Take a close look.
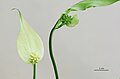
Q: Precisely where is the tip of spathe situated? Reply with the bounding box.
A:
[11,8,20,11]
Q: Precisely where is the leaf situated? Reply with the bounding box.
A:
[13,8,44,64]
[71,0,119,11]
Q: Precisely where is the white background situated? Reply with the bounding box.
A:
[0,0,120,79]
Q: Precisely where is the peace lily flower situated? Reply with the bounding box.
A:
[13,8,44,64]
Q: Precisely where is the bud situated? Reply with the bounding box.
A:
[66,15,79,27]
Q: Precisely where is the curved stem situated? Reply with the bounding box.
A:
[33,64,36,79]
[49,14,65,79]
[49,26,59,79]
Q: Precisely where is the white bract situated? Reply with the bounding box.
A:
[15,9,44,64]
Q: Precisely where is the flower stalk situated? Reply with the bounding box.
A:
[49,20,61,79]
[49,27,58,79]
[33,64,36,79]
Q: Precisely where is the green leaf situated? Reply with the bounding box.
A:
[13,8,44,64]
[71,0,119,11]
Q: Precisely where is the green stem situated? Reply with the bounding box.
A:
[33,64,36,79]
[49,18,63,79]
[49,14,65,79]
[49,27,59,79]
